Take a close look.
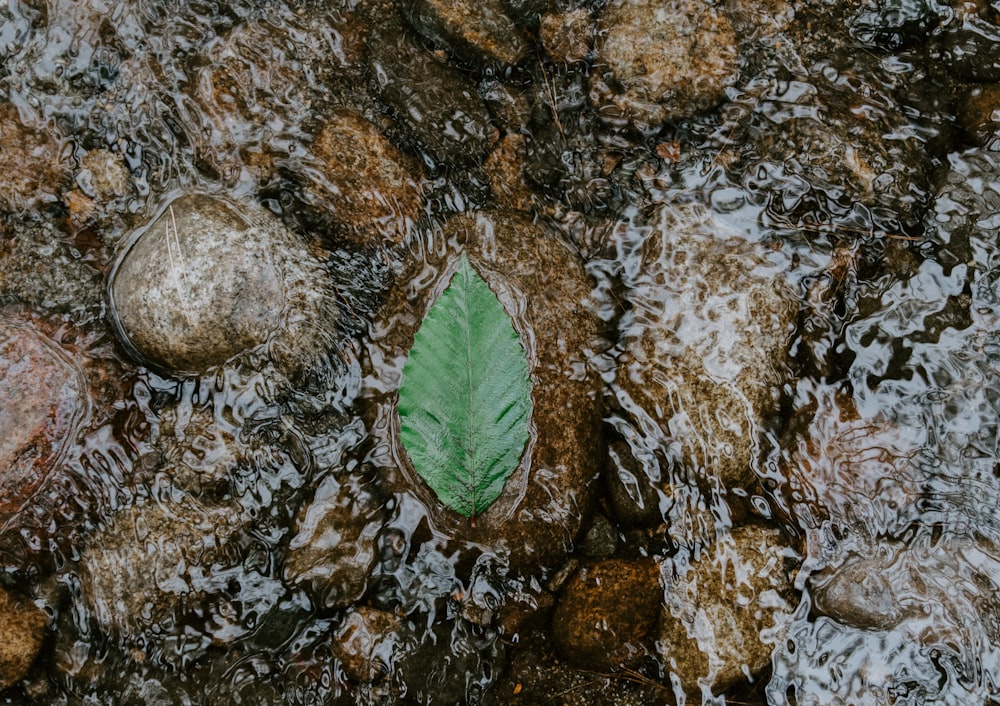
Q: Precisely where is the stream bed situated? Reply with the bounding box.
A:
[2,0,1000,704]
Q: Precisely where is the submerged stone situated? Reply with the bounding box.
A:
[552,558,662,672]
[399,0,528,67]
[283,472,385,610]
[589,0,739,133]
[613,203,796,543]
[78,499,283,649]
[292,109,424,248]
[658,524,797,696]
[0,310,141,570]
[0,587,46,691]
[0,102,70,216]
[368,26,497,166]
[0,317,89,521]
[109,193,338,377]
[365,210,604,581]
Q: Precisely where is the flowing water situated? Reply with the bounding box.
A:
[3,0,1000,703]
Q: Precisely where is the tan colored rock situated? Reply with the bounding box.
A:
[331,606,413,683]
[109,193,338,376]
[589,0,739,132]
[0,587,46,691]
[552,559,662,671]
[302,110,424,247]
[365,210,604,579]
[283,472,385,610]
[485,134,536,213]
[658,524,797,696]
[399,0,528,66]
[614,203,797,494]
[0,102,70,214]
[540,9,594,64]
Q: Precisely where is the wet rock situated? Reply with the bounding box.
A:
[0,221,105,322]
[552,558,661,672]
[773,383,925,542]
[658,524,797,696]
[0,317,89,521]
[331,606,413,683]
[957,83,1000,147]
[746,74,933,234]
[943,3,1000,82]
[78,499,283,649]
[773,534,1000,703]
[368,27,497,166]
[0,102,71,215]
[484,134,537,213]
[613,202,797,497]
[540,9,594,64]
[810,551,915,630]
[0,310,141,569]
[399,0,528,67]
[109,193,338,377]
[291,109,424,248]
[0,587,46,691]
[478,77,533,135]
[365,210,604,581]
[605,441,663,528]
[394,618,501,705]
[578,513,619,559]
[283,472,385,610]
[76,150,132,204]
[589,0,739,133]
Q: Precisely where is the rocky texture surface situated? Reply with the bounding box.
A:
[399,0,528,67]
[958,83,1000,148]
[773,383,925,544]
[552,558,662,672]
[109,193,338,376]
[0,102,71,215]
[290,109,424,248]
[0,310,141,570]
[365,210,604,581]
[540,9,594,64]
[330,606,413,684]
[612,203,796,548]
[283,471,385,610]
[658,524,797,697]
[78,499,283,649]
[589,0,739,133]
[0,587,46,691]
[367,25,496,166]
[0,316,90,521]
[482,630,669,706]
[0,221,105,323]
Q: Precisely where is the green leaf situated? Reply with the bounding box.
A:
[398,253,533,517]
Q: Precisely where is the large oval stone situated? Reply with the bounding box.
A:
[0,317,89,518]
[109,193,336,376]
[364,210,604,581]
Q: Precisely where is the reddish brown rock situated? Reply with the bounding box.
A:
[0,587,46,691]
[0,317,89,517]
[552,559,662,671]
[0,310,143,569]
[540,9,594,64]
[297,110,425,248]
